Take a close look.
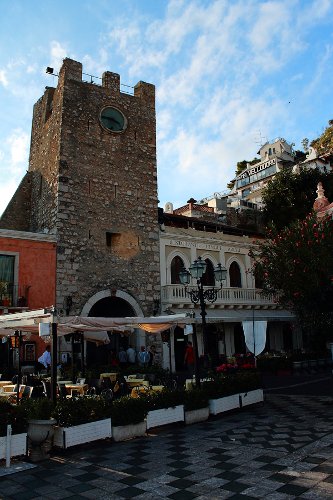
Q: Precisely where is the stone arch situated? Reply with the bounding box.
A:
[225,257,245,288]
[81,289,144,317]
[170,255,185,284]
[166,250,190,285]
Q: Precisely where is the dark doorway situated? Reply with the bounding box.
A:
[234,323,246,354]
[229,262,242,288]
[205,325,219,366]
[174,326,186,371]
[171,256,184,284]
[283,323,293,351]
[86,296,135,366]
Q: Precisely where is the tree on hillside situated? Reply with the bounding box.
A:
[262,168,333,231]
[251,213,333,351]
[311,120,333,155]
[227,158,260,190]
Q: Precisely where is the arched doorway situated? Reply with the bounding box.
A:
[201,259,215,286]
[86,295,136,366]
[171,256,184,284]
[229,262,242,287]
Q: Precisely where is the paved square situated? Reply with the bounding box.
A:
[1,394,333,499]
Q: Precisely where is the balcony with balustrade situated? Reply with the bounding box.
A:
[161,284,280,311]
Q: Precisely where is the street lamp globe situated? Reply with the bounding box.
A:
[189,256,206,279]
[179,267,191,285]
[214,263,227,283]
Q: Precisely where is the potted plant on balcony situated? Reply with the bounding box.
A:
[21,398,56,462]
[184,387,209,425]
[111,396,148,441]
[0,281,7,306]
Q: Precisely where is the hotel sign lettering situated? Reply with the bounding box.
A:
[167,239,222,251]
[238,158,276,180]
[166,240,246,254]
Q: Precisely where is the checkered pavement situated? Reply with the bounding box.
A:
[1,394,333,499]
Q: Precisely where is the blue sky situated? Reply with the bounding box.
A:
[0,0,333,216]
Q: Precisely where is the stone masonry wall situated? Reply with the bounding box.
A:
[29,58,160,317]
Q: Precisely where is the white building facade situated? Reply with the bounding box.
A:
[159,217,300,372]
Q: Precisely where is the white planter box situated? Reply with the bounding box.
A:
[147,405,184,429]
[209,394,240,415]
[112,421,146,442]
[240,389,264,407]
[0,433,27,459]
[185,407,209,425]
[53,419,111,449]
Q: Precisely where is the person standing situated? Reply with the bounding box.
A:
[127,345,136,365]
[184,341,195,375]
[37,345,51,373]
[138,346,150,367]
[118,346,128,369]
[148,345,156,367]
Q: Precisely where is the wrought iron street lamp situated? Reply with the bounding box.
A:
[179,257,227,384]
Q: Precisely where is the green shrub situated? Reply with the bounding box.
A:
[0,400,27,436]
[111,396,148,426]
[53,396,111,427]
[144,389,185,411]
[184,388,209,411]
[202,371,261,399]
[20,398,55,421]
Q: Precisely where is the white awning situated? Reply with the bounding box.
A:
[0,309,194,341]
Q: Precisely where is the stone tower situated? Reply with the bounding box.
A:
[28,58,160,318]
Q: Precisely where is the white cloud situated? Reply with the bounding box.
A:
[50,40,68,71]
[0,69,8,87]
[0,130,29,215]
[6,129,29,168]
[304,44,333,96]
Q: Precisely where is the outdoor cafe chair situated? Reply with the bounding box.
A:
[21,386,33,400]
[58,383,71,399]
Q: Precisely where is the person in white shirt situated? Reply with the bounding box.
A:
[38,345,51,372]
[126,345,136,365]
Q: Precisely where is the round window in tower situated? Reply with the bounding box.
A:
[100,106,127,133]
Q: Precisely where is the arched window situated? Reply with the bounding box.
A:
[201,259,215,286]
[171,256,184,284]
[229,261,242,288]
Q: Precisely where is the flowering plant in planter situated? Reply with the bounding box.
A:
[203,371,261,399]
[0,400,27,436]
[183,388,209,411]
[110,396,148,426]
[144,389,185,411]
[53,396,111,427]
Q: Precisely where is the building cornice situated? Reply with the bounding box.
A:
[0,228,57,243]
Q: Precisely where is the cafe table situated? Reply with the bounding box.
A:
[0,381,12,388]
[2,385,16,393]
[185,378,213,390]
[130,384,164,398]
[99,373,117,382]
[124,377,147,388]
[0,391,17,402]
[65,383,88,396]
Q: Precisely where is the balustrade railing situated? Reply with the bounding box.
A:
[161,285,277,307]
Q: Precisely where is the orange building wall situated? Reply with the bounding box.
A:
[0,236,57,360]
[0,237,56,309]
